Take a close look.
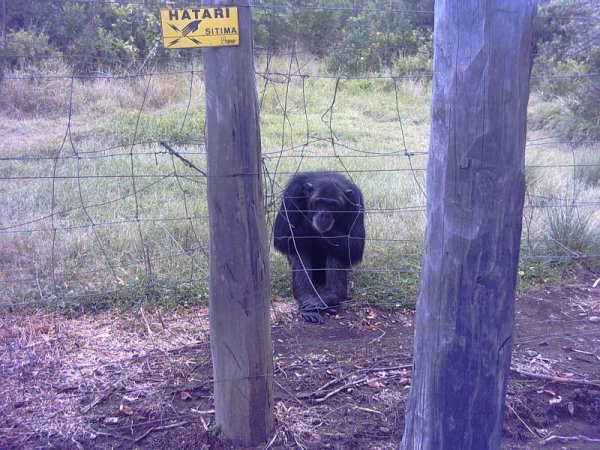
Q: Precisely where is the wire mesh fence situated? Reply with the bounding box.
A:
[1,1,598,313]
[1,1,599,448]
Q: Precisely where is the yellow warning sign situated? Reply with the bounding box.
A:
[160,7,239,49]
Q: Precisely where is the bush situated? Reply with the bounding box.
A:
[392,42,432,78]
[533,0,600,139]
[528,96,599,141]
[545,205,597,257]
[326,12,416,75]
[1,30,62,73]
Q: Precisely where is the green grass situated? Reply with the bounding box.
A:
[516,259,566,294]
[102,108,205,144]
[1,58,599,312]
[546,204,598,257]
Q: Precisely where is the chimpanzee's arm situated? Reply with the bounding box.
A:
[319,255,349,307]
[288,252,330,323]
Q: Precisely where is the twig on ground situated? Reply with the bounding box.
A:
[94,421,189,443]
[511,367,600,388]
[301,364,412,400]
[368,329,386,345]
[562,346,595,357]
[94,430,127,440]
[190,408,215,415]
[139,305,156,339]
[542,434,600,445]
[266,429,281,449]
[315,377,369,403]
[199,416,210,431]
[133,421,188,443]
[274,379,305,405]
[352,405,387,419]
[81,387,118,414]
[313,368,412,403]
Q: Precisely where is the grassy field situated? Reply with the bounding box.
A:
[1,58,599,312]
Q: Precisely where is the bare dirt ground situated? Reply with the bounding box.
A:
[1,275,599,449]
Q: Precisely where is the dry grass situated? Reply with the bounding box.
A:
[0,302,304,448]
[0,307,211,447]
[0,67,197,119]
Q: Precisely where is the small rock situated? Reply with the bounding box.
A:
[588,316,600,323]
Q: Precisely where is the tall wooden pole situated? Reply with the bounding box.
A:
[401,1,536,448]
[202,0,273,444]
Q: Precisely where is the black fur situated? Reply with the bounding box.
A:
[273,171,365,323]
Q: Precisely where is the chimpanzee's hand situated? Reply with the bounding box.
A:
[298,296,327,324]
[301,310,324,324]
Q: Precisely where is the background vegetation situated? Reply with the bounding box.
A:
[2,0,597,138]
[0,0,598,313]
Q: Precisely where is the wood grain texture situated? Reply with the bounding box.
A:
[401,1,536,449]
[202,0,273,444]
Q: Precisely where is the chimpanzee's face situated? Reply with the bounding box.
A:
[303,182,346,234]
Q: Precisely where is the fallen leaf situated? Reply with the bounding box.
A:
[103,417,120,424]
[119,404,133,416]
[367,380,381,389]
[180,391,193,401]
[549,396,562,405]
[567,402,574,415]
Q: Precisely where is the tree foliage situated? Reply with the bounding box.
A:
[2,0,166,73]
[2,0,433,75]
[534,0,599,138]
[0,0,596,140]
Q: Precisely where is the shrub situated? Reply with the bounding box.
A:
[575,149,600,187]
[545,205,597,257]
[533,0,600,140]
[392,42,432,78]
[1,30,62,73]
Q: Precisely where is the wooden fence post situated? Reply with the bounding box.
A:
[202,0,273,444]
[401,1,536,449]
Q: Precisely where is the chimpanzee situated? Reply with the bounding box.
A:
[273,171,366,323]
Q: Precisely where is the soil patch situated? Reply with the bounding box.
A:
[1,280,599,449]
